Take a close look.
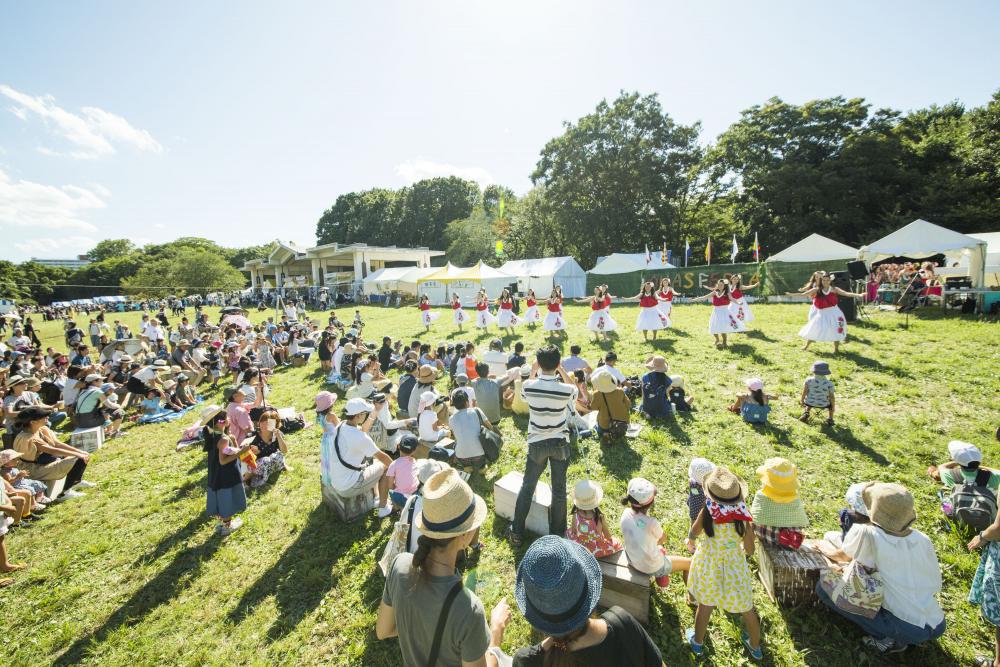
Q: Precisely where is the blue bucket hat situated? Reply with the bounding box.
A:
[811,360,831,375]
[515,535,602,636]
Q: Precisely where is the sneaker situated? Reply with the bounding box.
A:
[59,489,86,500]
[799,411,810,423]
[507,526,523,548]
[73,480,97,489]
[685,628,704,656]
[219,517,244,536]
[377,505,393,519]
[741,630,763,661]
[862,636,906,654]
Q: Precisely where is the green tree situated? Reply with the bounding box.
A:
[122,248,245,298]
[229,242,278,270]
[394,177,481,248]
[445,209,498,265]
[531,91,702,267]
[316,188,399,246]
[87,239,136,262]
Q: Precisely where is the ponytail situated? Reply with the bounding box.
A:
[411,534,456,587]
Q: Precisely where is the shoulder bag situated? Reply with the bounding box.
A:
[333,425,364,472]
[427,581,464,667]
[379,496,419,576]
[597,392,628,438]
[818,529,884,618]
[475,408,502,463]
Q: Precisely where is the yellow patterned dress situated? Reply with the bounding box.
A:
[687,522,754,613]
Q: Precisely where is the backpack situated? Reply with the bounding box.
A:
[950,468,998,532]
[741,402,771,424]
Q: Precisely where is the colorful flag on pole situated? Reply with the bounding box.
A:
[497,194,505,221]
[685,238,691,267]
[705,237,712,265]
[645,244,651,264]
[752,232,760,262]
[662,240,668,264]
[666,249,672,265]
[730,234,739,263]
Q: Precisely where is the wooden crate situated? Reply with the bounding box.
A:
[757,539,831,606]
[597,550,650,625]
[493,470,553,536]
[71,426,105,454]
[321,483,376,522]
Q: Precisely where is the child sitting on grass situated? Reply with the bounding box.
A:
[386,435,420,508]
[730,378,775,423]
[669,375,695,412]
[565,479,622,558]
[174,374,197,407]
[620,477,691,588]
[800,361,835,425]
[0,450,50,510]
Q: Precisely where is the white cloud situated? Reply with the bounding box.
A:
[0,84,163,158]
[13,235,97,257]
[395,159,494,187]
[0,168,105,236]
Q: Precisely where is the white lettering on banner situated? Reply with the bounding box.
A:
[698,273,709,289]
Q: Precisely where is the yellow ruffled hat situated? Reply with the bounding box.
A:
[756,457,800,502]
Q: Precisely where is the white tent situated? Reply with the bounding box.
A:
[589,252,676,275]
[499,256,587,298]
[766,233,858,263]
[415,262,517,305]
[967,233,1000,288]
[363,266,437,296]
[859,219,988,288]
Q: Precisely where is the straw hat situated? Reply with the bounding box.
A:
[26,377,42,389]
[5,375,26,389]
[862,482,916,534]
[626,477,656,506]
[84,373,104,384]
[591,370,618,394]
[948,440,982,467]
[703,466,748,504]
[200,404,226,424]
[669,375,684,390]
[645,355,668,373]
[162,379,177,391]
[572,480,604,511]
[756,458,800,502]
[416,364,438,384]
[414,467,487,539]
[314,391,338,413]
[152,359,168,367]
[688,457,716,485]
[0,450,23,466]
[515,535,602,636]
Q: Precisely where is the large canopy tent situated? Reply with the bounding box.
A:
[416,262,516,305]
[766,233,858,263]
[967,232,1000,288]
[498,256,587,298]
[362,266,437,296]
[858,219,988,288]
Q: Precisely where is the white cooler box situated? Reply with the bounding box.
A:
[494,470,556,536]
[71,426,105,454]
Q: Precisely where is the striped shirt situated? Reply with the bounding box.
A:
[520,374,577,444]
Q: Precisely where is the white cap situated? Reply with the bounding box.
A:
[627,477,656,506]
[415,459,449,484]
[344,397,374,416]
[948,440,982,467]
[360,372,373,384]
[688,457,716,485]
[418,390,439,412]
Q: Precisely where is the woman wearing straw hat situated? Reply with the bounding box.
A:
[590,370,631,442]
[640,355,672,418]
[815,482,945,655]
[510,534,663,666]
[377,467,511,667]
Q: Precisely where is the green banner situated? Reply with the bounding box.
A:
[586,260,853,297]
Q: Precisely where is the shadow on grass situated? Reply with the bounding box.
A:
[838,349,913,379]
[649,338,676,353]
[745,329,775,342]
[657,416,692,448]
[753,421,794,448]
[599,439,644,478]
[650,588,696,667]
[132,510,213,566]
[54,523,223,666]
[727,343,773,367]
[825,423,889,466]
[166,472,208,504]
[226,504,386,642]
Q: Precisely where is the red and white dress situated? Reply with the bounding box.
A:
[708,292,745,334]
[636,295,669,331]
[728,288,755,324]
[543,298,565,331]
[798,289,846,342]
[420,302,439,327]
[497,300,520,328]
[452,299,466,325]
[656,290,674,321]
[523,297,541,324]
[586,295,617,333]
[475,299,496,328]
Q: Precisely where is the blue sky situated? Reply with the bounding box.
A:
[1,1,997,262]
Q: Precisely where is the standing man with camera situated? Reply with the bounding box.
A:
[508,344,577,546]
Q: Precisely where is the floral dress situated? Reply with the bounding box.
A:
[970,541,1000,627]
[256,341,277,370]
[565,512,622,558]
[687,521,754,613]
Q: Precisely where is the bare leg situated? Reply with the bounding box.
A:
[802,339,812,351]
[694,604,714,644]
[721,334,728,347]
[668,555,691,572]
[993,626,1000,667]
[741,609,762,650]
[377,475,390,507]
[834,341,840,353]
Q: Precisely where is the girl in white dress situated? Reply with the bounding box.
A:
[727,274,759,326]
[495,288,520,335]
[624,281,670,341]
[418,294,439,332]
[785,271,825,321]
[542,286,567,339]
[656,277,682,322]
[451,293,466,331]
[798,273,864,353]
[474,290,496,330]
[691,279,745,348]
[522,289,541,327]
[575,285,617,341]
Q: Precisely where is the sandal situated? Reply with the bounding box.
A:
[0,577,13,588]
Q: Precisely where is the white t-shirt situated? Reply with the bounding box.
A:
[132,367,159,383]
[327,424,379,492]
[482,350,507,379]
[418,410,443,442]
[332,347,345,374]
[596,365,625,385]
[844,524,944,628]
[620,508,664,575]
[62,381,81,407]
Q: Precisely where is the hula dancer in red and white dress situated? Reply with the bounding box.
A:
[798,273,864,353]
[727,274,759,325]
[418,294,439,332]
[542,286,567,338]
[474,290,496,330]
[656,277,681,322]
[624,281,670,341]
[496,288,520,335]
[522,289,541,327]
[691,279,745,348]
[575,285,617,341]
[785,271,825,320]
[451,293,466,331]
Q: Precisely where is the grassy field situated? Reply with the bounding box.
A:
[2,301,998,666]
